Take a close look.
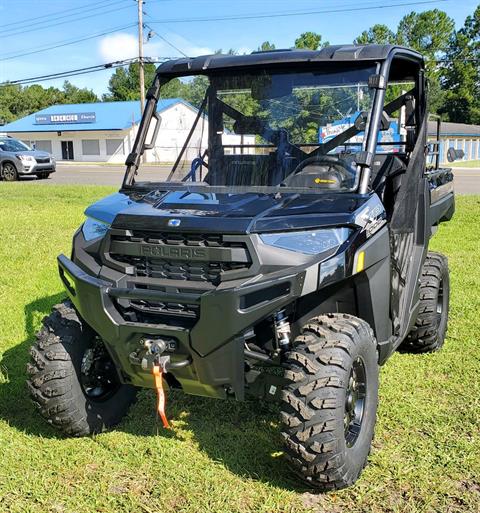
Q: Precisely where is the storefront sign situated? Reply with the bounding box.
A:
[34,112,96,125]
[319,111,401,151]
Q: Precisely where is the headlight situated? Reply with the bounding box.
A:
[260,228,351,255]
[17,155,36,163]
[82,217,110,241]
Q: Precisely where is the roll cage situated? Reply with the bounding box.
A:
[122,45,426,195]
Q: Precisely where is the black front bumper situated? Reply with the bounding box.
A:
[58,253,304,399]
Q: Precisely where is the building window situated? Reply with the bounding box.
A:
[82,139,100,155]
[35,140,53,153]
[106,139,124,156]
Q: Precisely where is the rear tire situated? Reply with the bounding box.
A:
[402,252,450,353]
[281,313,378,491]
[2,162,18,181]
[27,301,137,436]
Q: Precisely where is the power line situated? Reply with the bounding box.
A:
[0,0,122,30]
[147,0,450,24]
[0,58,173,87]
[0,0,131,35]
[0,24,137,62]
[0,1,135,38]
[144,23,189,58]
[0,61,136,87]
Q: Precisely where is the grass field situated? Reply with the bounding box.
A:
[450,160,480,168]
[0,184,479,513]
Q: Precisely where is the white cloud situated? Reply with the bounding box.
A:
[99,33,138,62]
[145,33,213,59]
[98,31,214,63]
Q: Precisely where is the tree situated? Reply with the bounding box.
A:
[21,85,64,115]
[0,84,24,124]
[183,76,209,107]
[160,77,189,100]
[258,41,276,51]
[212,48,237,55]
[396,9,455,59]
[396,9,455,114]
[354,9,457,115]
[354,24,396,45]
[294,32,327,51]
[0,80,97,124]
[103,62,158,101]
[439,5,480,124]
[61,81,98,104]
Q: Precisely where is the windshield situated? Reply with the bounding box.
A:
[0,138,31,152]
[132,65,378,193]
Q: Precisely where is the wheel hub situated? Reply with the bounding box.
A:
[344,357,367,447]
[80,338,120,400]
[3,165,15,180]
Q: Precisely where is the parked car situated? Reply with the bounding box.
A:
[0,136,56,180]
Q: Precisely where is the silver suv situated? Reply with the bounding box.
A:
[0,136,56,181]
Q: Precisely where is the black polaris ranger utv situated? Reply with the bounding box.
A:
[28,45,457,490]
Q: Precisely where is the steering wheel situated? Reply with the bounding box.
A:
[282,155,356,189]
[292,155,355,176]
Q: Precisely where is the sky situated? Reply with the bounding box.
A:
[0,0,478,97]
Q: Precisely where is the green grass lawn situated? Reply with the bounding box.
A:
[0,184,479,513]
[450,160,480,168]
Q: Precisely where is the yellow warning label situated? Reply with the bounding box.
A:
[314,178,336,184]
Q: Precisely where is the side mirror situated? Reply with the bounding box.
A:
[447,147,464,162]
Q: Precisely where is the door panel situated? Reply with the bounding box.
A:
[61,141,74,160]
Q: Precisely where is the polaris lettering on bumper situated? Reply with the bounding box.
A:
[141,245,207,259]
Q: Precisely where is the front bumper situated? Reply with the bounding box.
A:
[18,161,56,175]
[58,253,305,399]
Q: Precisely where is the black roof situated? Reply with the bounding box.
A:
[156,45,424,76]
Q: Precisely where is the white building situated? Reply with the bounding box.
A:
[2,99,214,164]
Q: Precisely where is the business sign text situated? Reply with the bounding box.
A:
[34,112,96,125]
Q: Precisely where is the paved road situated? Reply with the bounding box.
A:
[15,164,480,194]
[452,168,480,195]
[18,164,170,186]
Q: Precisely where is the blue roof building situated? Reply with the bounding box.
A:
[1,99,202,163]
[2,99,184,133]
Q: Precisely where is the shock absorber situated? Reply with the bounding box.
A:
[274,310,291,351]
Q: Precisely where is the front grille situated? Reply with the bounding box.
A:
[109,231,251,285]
[129,299,199,318]
[113,231,241,248]
[113,255,247,284]
[112,295,199,326]
[35,157,50,164]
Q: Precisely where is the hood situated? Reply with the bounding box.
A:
[17,150,51,158]
[85,190,374,233]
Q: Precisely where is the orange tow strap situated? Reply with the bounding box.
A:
[152,365,170,428]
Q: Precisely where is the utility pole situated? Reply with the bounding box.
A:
[137,0,145,115]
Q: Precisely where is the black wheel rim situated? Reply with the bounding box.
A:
[3,164,16,180]
[80,337,120,401]
[344,357,367,448]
